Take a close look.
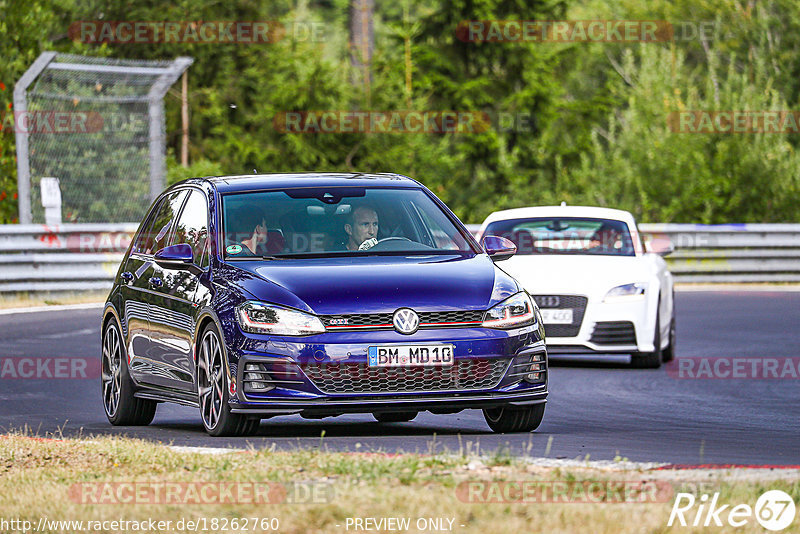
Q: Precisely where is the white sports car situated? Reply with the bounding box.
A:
[477,206,675,368]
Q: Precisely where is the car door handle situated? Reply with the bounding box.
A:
[120,271,134,283]
[149,277,163,288]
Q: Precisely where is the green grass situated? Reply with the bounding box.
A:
[0,434,797,533]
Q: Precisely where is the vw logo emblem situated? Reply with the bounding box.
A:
[393,308,419,335]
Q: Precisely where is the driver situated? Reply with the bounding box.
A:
[344,205,379,250]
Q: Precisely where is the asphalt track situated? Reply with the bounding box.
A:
[1,291,798,465]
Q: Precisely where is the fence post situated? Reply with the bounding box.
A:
[13,52,57,224]
[147,57,194,202]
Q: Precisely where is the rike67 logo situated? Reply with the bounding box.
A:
[668,490,796,531]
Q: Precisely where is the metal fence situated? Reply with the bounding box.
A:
[0,223,798,293]
[14,53,192,224]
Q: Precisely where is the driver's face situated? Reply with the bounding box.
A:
[349,208,379,245]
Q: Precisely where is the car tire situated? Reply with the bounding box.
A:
[102,319,157,426]
[662,314,676,362]
[373,411,418,423]
[483,404,545,433]
[631,298,662,369]
[197,323,259,437]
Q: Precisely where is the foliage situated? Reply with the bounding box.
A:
[0,0,799,223]
[166,156,224,186]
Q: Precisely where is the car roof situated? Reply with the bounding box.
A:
[193,172,419,193]
[480,205,637,227]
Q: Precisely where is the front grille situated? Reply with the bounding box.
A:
[532,295,588,337]
[589,321,637,345]
[301,358,509,394]
[420,310,484,324]
[320,310,484,330]
[321,313,393,328]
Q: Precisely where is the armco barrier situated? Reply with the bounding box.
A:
[639,223,800,283]
[468,223,800,284]
[0,222,798,293]
[0,224,136,293]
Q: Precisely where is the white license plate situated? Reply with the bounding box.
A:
[540,309,574,324]
[368,345,454,367]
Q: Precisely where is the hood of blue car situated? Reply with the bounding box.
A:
[222,254,519,315]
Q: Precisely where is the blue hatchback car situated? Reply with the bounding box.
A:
[101,173,548,436]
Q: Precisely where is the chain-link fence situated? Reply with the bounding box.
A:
[14,53,192,223]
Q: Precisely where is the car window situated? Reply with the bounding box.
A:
[131,198,164,255]
[484,217,636,257]
[222,187,474,258]
[413,201,467,250]
[133,190,188,255]
[171,190,210,268]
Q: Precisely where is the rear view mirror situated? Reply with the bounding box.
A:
[482,235,517,261]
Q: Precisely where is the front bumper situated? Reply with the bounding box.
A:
[225,325,548,416]
[229,388,547,416]
[540,294,653,353]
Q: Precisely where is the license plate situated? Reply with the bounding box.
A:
[540,308,574,324]
[368,345,454,367]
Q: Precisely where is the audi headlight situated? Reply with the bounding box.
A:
[483,292,537,329]
[604,283,647,302]
[236,301,325,336]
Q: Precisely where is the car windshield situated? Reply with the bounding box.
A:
[483,217,636,257]
[222,186,474,258]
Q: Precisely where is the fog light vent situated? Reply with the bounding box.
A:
[243,362,276,393]
[509,351,547,384]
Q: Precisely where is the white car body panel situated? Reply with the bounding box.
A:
[478,206,674,354]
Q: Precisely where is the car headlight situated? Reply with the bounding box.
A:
[482,292,537,329]
[236,301,325,336]
[604,283,647,302]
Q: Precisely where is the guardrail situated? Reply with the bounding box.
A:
[0,222,798,293]
[0,224,136,293]
[469,223,800,284]
[639,223,800,283]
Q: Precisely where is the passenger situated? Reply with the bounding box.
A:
[231,209,268,255]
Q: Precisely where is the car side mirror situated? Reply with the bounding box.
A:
[482,235,516,262]
[645,238,675,257]
[154,244,202,274]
